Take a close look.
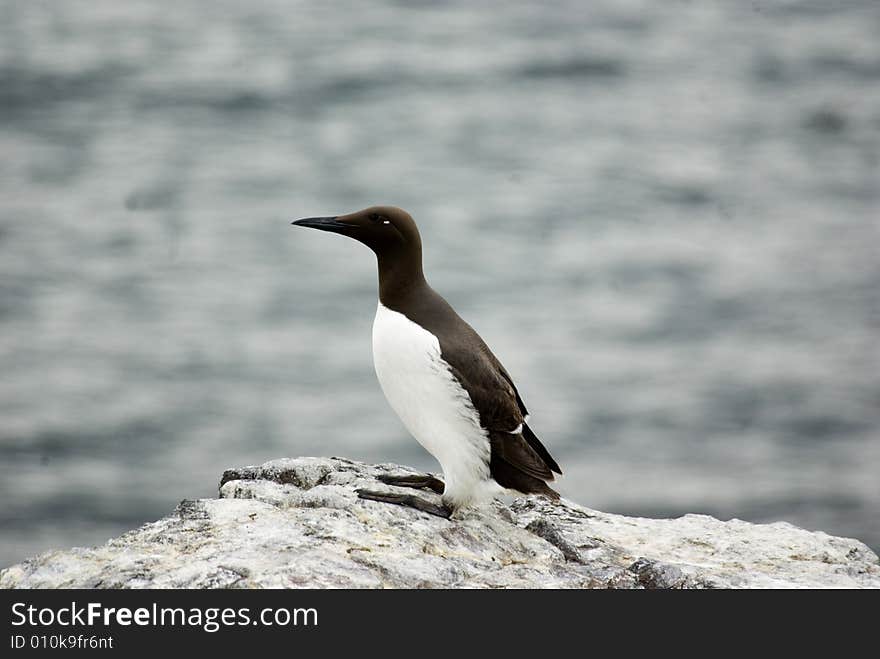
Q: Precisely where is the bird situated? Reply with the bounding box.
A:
[292,206,562,518]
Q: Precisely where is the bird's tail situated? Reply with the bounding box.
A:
[489,430,561,500]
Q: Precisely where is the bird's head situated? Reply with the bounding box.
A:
[292,206,421,257]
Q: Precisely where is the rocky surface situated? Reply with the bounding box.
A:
[2,457,878,588]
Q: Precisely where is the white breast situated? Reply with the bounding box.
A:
[372,302,493,508]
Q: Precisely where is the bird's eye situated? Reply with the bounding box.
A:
[369,213,381,223]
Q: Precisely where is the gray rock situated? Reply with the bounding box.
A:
[2,457,878,589]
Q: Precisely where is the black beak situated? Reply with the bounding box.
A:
[291,216,351,233]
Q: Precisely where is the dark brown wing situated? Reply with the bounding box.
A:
[392,285,563,490]
[440,324,562,485]
[496,363,562,475]
[522,423,562,475]
[443,353,524,434]
[489,430,553,480]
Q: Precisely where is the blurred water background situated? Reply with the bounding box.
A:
[1,0,879,568]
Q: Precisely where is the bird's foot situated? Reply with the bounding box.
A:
[376,473,445,494]
[356,489,452,519]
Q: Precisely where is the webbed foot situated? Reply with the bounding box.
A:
[376,473,445,494]
[356,489,452,519]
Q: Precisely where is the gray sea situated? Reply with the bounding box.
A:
[1,0,879,568]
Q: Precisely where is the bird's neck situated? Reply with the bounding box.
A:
[377,249,427,309]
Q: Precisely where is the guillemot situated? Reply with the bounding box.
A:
[292,206,561,518]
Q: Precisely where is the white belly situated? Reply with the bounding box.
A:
[372,302,492,507]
